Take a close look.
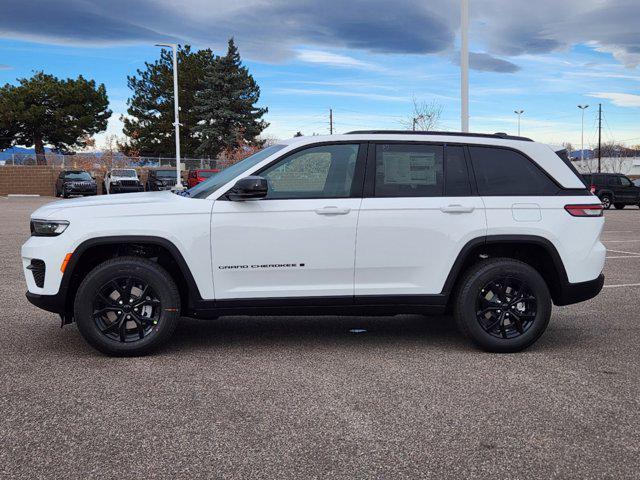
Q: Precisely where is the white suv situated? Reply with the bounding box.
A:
[22,131,605,356]
[103,168,144,194]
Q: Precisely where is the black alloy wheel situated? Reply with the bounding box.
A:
[476,276,537,339]
[453,258,551,352]
[92,276,161,343]
[74,256,180,356]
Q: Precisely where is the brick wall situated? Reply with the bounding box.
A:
[0,166,58,196]
[0,166,188,196]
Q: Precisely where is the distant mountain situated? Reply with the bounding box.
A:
[0,146,54,160]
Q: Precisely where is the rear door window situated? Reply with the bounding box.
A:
[445,146,471,196]
[469,146,558,196]
[374,144,444,197]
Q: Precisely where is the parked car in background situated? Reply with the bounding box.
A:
[145,169,178,191]
[103,169,144,194]
[55,170,97,198]
[187,169,219,188]
[581,173,640,209]
[633,178,640,188]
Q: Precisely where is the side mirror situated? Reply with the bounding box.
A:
[227,176,268,201]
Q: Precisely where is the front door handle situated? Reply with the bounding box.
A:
[440,204,475,214]
[315,206,351,215]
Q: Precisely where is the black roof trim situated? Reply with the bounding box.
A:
[344,130,533,142]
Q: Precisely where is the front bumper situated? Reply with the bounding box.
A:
[26,291,66,314]
[110,185,144,193]
[66,187,97,196]
[554,273,605,306]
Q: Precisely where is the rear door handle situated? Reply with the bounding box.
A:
[315,206,351,215]
[440,204,475,214]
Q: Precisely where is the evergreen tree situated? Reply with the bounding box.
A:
[122,45,215,157]
[0,72,110,163]
[195,38,268,157]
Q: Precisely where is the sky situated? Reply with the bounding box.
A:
[1,0,639,152]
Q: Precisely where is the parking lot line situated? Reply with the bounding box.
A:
[603,240,640,243]
[605,255,640,259]
[604,282,640,288]
[607,249,640,255]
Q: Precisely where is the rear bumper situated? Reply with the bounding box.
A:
[554,273,604,306]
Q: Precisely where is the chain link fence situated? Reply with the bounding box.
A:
[0,153,224,171]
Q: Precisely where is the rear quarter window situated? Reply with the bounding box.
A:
[469,146,559,196]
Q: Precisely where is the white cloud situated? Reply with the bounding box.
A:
[587,92,640,107]
[296,50,379,70]
[274,87,408,102]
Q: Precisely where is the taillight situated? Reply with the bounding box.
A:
[589,184,596,193]
[564,204,604,217]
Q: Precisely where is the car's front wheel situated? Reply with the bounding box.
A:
[453,258,551,353]
[74,256,181,356]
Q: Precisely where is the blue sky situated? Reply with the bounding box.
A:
[1,0,639,151]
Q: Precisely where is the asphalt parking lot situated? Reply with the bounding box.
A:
[1,196,639,479]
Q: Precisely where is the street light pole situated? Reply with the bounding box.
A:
[460,0,469,132]
[578,105,589,170]
[514,110,524,136]
[155,43,183,189]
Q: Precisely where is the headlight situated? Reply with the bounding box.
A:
[30,219,69,236]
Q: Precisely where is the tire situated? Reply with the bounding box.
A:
[62,187,69,199]
[453,258,551,353]
[614,203,625,210]
[600,195,612,209]
[74,256,181,356]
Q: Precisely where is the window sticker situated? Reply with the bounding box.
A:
[383,153,437,185]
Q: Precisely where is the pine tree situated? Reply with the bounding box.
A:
[195,38,268,157]
[122,45,215,157]
[0,72,110,163]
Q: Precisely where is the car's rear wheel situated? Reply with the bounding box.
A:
[614,203,625,209]
[453,258,551,353]
[601,195,612,209]
[74,256,180,356]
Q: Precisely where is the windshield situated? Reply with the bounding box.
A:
[156,170,176,177]
[112,169,136,177]
[188,145,286,199]
[64,171,92,180]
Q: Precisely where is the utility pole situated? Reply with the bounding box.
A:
[578,105,589,169]
[329,108,333,134]
[597,103,602,173]
[514,110,524,136]
[460,0,469,132]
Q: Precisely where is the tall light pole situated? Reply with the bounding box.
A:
[155,43,183,189]
[578,105,589,169]
[514,110,524,136]
[460,0,469,132]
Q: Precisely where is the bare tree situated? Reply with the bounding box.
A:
[400,96,443,131]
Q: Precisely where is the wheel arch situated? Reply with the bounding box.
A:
[443,235,569,306]
[61,236,202,318]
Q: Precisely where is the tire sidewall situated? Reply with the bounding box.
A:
[456,261,551,352]
[601,195,611,209]
[74,259,180,356]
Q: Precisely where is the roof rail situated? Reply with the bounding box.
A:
[344,130,533,142]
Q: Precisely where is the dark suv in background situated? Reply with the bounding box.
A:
[145,169,179,191]
[581,173,640,209]
[55,170,97,198]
